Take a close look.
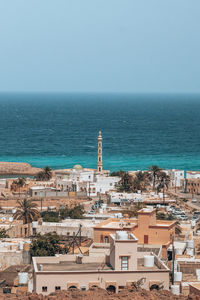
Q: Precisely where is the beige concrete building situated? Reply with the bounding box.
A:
[0,239,30,271]
[32,231,170,295]
[0,219,32,238]
[184,178,200,195]
[93,208,176,258]
[33,218,102,238]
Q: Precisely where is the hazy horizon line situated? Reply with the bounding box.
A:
[0,91,200,96]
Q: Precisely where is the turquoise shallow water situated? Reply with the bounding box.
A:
[0,93,200,171]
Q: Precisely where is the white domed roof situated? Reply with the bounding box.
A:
[73,164,83,171]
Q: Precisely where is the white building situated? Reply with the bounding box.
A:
[87,175,120,197]
[109,191,144,204]
[164,169,184,188]
[186,171,200,179]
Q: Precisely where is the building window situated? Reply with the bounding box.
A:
[104,236,109,243]
[55,286,61,291]
[42,286,47,292]
[121,256,128,270]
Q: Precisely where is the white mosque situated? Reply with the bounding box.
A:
[55,131,120,197]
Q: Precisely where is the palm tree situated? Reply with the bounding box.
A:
[157,171,170,202]
[35,166,52,181]
[14,199,40,224]
[149,165,162,190]
[43,166,52,180]
[135,171,151,192]
[13,177,26,196]
[117,172,133,192]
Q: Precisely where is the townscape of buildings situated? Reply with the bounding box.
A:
[0,131,200,297]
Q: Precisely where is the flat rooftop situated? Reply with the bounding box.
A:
[37,261,112,272]
[36,258,163,272]
[99,220,137,229]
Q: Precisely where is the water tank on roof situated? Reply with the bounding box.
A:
[171,285,180,295]
[12,209,16,214]
[114,213,123,218]
[186,248,194,256]
[99,208,103,214]
[144,255,154,268]
[9,217,13,222]
[19,241,24,250]
[32,221,38,228]
[18,272,28,285]
[116,231,128,240]
[76,254,83,264]
[174,272,182,282]
[175,248,183,255]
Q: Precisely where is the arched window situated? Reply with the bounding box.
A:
[68,286,78,290]
[106,285,116,294]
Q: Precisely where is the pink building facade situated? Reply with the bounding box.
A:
[32,232,170,295]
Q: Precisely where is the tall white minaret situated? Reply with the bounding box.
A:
[97,130,103,173]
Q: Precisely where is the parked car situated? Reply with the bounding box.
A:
[193,215,199,222]
[179,215,188,221]
[194,211,200,216]
[192,198,197,203]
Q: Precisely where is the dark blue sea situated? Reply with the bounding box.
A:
[0,92,200,172]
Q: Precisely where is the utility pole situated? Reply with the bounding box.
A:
[41,197,43,212]
[172,236,175,285]
[163,180,165,204]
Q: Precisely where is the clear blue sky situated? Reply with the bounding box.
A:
[0,0,200,93]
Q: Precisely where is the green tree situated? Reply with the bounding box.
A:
[0,228,9,238]
[149,165,162,190]
[156,211,175,221]
[157,171,170,200]
[110,170,126,177]
[35,166,52,181]
[42,211,60,222]
[122,202,146,218]
[117,172,134,192]
[13,177,26,196]
[14,199,40,224]
[41,205,85,222]
[30,233,60,257]
[134,171,151,192]
[60,205,85,219]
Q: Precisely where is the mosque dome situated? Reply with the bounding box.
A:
[73,164,83,171]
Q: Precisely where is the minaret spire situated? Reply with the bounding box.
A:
[97,130,103,173]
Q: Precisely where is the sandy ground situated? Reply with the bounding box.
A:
[0,287,199,300]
